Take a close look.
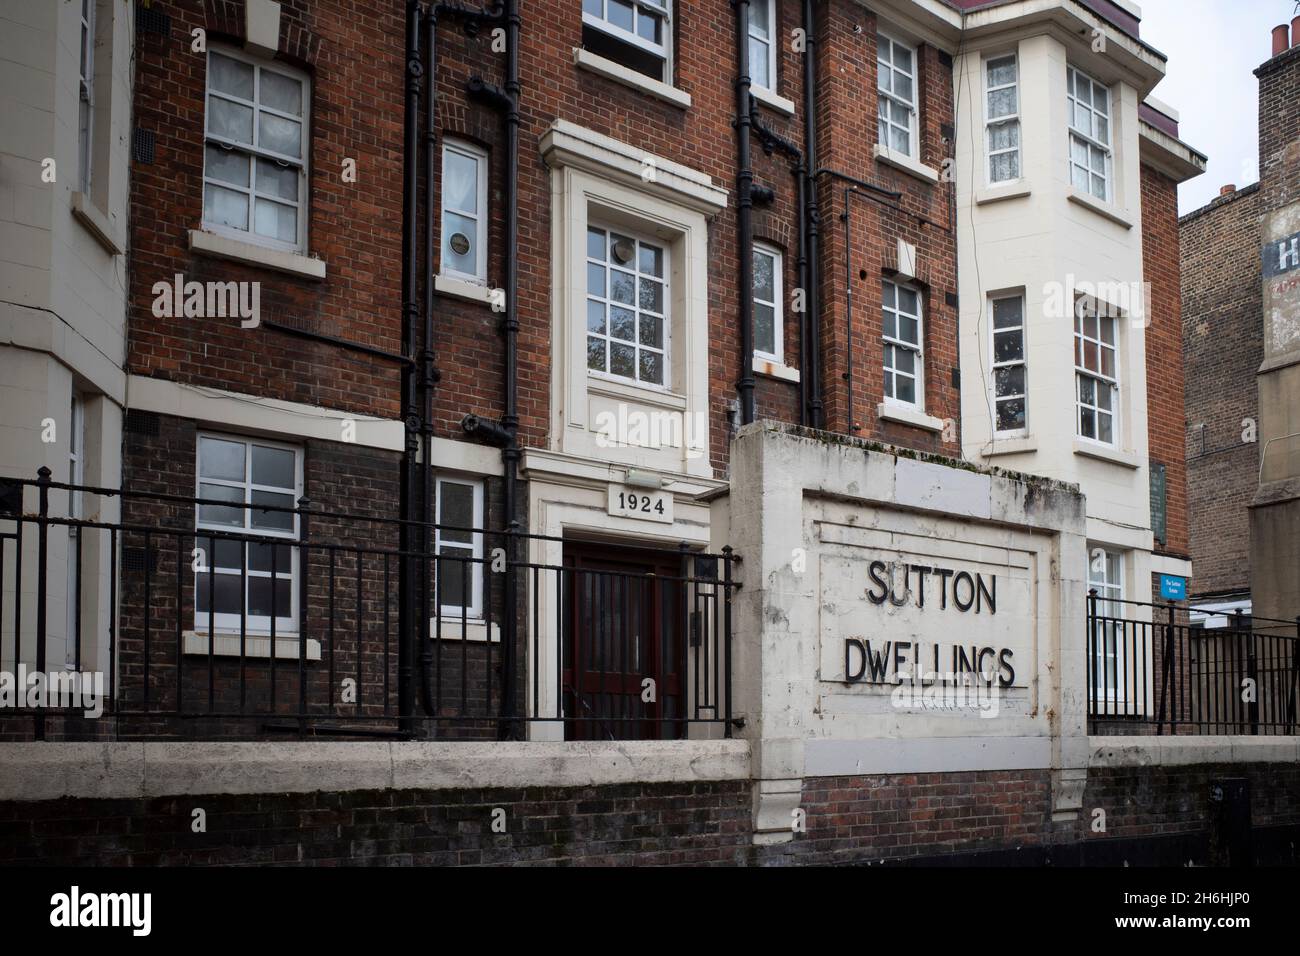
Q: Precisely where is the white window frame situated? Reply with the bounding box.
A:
[753,242,784,364]
[202,45,311,254]
[1087,545,1125,702]
[585,221,671,390]
[1067,65,1111,202]
[990,293,1027,436]
[984,52,1020,185]
[194,433,302,635]
[77,0,95,194]
[434,476,485,620]
[440,138,489,284]
[748,0,778,94]
[582,0,672,83]
[882,279,924,409]
[1074,300,1119,447]
[877,32,918,159]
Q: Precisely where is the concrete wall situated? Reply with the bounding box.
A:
[724,422,1091,843]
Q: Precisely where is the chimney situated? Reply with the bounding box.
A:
[1273,24,1289,57]
[1221,184,1237,196]
[1293,16,1300,48]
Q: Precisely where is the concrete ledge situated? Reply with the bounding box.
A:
[806,736,1052,776]
[0,739,751,802]
[1089,736,1300,768]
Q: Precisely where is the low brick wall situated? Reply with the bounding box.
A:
[2,740,1297,866]
[0,782,753,866]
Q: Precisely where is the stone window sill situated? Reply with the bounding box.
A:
[983,436,1038,457]
[1073,439,1140,469]
[573,47,691,109]
[71,192,123,255]
[878,402,945,433]
[184,631,322,660]
[435,274,499,306]
[873,144,940,185]
[975,183,1032,206]
[753,355,800,383]
[751,85,795,116]
[1067,188,1134,229]
[189,229,327,280]
[430,619,500,643]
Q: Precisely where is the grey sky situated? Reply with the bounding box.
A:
[1141,0,1293,215]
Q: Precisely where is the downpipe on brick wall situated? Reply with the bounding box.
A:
[399,0,424,734]
[410,0,506,723]
[802,0,824,429]
[452,0,522,740]
[735,0,756,426]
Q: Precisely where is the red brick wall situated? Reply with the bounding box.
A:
[813,5,960,455]
[1141,165,1189,560]
[4,763,1297,865]
[129,0,407,420]
[129,1,958,482]
[1180,185,1262,600]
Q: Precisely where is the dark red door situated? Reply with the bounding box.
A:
[563,543,685,740]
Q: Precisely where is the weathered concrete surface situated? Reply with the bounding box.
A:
[0,739,750,802]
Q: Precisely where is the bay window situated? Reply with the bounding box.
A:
[1067,66,1111,201]
[1074,301,1118,445]
[991,294,1027,434]
[986,54,1020,184]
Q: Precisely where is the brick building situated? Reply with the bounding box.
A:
[1182,22,1300,629]
[11,0,1300,870]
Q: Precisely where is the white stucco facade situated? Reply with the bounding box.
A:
[0,0,133,671]
[952,6,1171,610]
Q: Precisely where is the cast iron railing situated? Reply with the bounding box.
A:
[1087,592,1300,736]
[0,470,736,741]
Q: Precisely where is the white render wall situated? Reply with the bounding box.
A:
[954,31,1155,569]
[0,0,131,671]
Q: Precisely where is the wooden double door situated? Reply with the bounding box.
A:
[562,541,685,740]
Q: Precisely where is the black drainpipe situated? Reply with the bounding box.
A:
[399,0,424,733]
[802,0,823,429]
[735,0,755,426]
[458,0,520,739]
[501,0,522,740]
[419,7,442,717]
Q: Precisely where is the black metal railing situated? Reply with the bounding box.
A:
[1087,592,1300,736]
[0,470,737,741]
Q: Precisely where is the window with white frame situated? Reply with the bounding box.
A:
[1067,66,1111,201]
[882,280,922,406]
[985,53,1020,184]
[435,476,484,619]
[195,434,300,633]
[753,243,783,363]
[581,0,671,82]
[585,224,668,387]
[1074,300,1118,445]
[1087,545,1123,698]
[441,139,488,283]
[877,33,917,157]
[203,47,309,252]
[77,0,95,193]
[991,294,1026,433]
[748,0,777,93]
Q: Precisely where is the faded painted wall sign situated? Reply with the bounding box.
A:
[1262,205,1300,357]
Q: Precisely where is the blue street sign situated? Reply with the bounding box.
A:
[1159,574,1187,601]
